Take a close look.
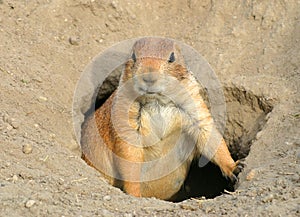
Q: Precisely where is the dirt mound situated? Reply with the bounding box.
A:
[0,0,299,216]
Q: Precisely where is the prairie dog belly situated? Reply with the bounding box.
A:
[137,99,195,199]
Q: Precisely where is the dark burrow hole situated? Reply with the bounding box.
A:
[86,69,274,202]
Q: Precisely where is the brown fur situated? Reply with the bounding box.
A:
[81,38,240,200]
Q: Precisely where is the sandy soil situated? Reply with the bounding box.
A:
[0,0,299,216]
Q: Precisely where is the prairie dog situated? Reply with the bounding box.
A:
[81,38,241,200]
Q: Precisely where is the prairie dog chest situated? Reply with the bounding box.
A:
[136,97,186,160]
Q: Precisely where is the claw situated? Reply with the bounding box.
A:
[226,159,246,182]
[223,171,238,182]
[233,159,246,174]
[237,164,244,169]
[219,158,246,182]
[231,173,238,182]
[238,158,246,166]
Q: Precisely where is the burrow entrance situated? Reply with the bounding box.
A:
[171,86,274,201]
[83,69,274,202]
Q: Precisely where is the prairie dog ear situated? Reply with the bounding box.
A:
[173,44,186,67]
[168,52,175,63]
[131,52,137,62]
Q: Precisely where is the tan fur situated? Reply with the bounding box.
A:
[81,38,240,200]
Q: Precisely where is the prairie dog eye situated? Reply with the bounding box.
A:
[131,52,136,62]
[168,52,175,63]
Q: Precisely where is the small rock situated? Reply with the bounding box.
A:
[12,174,18,182]
[2,113,9,123]
[25,199,36,208]
[69,36,80,45]
[262,194,274,203]
[38,96,48,102]
[22,144,33,154]
[246,169,256,181]
[103,195,111,201]
[10,118,19,129]
[124,213,133,217]
[255,131,263,140]
[32,76,43,83]
[6,125,13,131]
[111,1,117,9]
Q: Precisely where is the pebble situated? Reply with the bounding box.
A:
[38,96,48,102]
[124,213,133,217]
[22,143,33,154]
[33,76,43,83]
[103,195,111,201]
[2,113,9,123]
[10,118,19,129]
[111,1,117,9]
[246,169,256,181]
[25,199,36,208]
[6,125,13,131]
[12,174,18,182]
[69,36,80,45]
[262,194,274,203]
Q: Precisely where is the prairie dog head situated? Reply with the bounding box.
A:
[120,38,188,96]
